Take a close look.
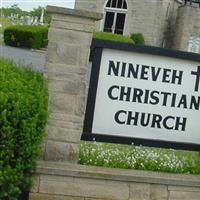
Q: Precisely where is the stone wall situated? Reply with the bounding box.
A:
[30,161,200,200]
[75,0,181,47]
[127,0,179,47]
[172,5,200,51]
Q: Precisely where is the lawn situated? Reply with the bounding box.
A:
[79,141,200,174]
[0,17,12,44]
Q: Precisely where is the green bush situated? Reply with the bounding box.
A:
[0,57,48,200]
[130,32,145,45]
[4,25,48,49]
[93,31,134,44]
[90,32,134,61]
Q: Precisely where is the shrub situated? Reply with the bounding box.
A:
[93,31,134,44]
[90,32,134,61]
[130,32,145,45]
[4,25,48,49]
[0,57,48,200]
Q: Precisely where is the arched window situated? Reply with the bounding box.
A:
[103,0,128,35]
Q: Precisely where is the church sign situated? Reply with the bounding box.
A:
[82,39,200,151]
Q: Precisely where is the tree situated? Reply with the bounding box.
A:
[1,4,28,17]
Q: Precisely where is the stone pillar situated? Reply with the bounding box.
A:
[43,6,102,163]
[172,5,200,51]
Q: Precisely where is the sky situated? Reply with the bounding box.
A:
[1,0,75,11]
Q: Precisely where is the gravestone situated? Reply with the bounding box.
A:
[39,9,44,25]
[20,16,24,22]
[33,16,38,25]
[24,16,32,25]
[31,16,34,24]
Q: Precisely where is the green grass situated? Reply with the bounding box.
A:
[0,18,12,44]
[79,141,200,174]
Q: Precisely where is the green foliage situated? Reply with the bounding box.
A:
[30,6,51,24]
[1,5,51,24]
[0,18,12,34]
[130,32,145,44]
[0,57,48,200]
[1,4,29,17]
[4,25,48,49]
[79,141,200,174]
[90,31,134,61]
[0,18,12,44]
[93,31,134,44]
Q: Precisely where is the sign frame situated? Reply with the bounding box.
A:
[82,39,200,151]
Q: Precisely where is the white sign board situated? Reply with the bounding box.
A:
[83,40,200,150]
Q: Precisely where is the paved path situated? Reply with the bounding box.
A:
[0,45,46,71]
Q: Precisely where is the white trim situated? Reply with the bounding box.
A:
[101,0,128,35]
[105,7,127,13]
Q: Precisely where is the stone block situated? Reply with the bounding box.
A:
[51,18,95,33]
[168,186,200,192]
[39,175,129,200]
[44,140,79,163]
[48,28,92,45]
[48,92,77,114]
[30,175,40,193]
[47,6,103,23]
[47,42,90,67]
[47,118,82,131]
[47,113,83,131]
[46,125,81,143]
[75,95,86,117]
[150,184,168,200]
[129,182,150,200]
[48,78,85,94]
[45,63,86,77]
[40,174,74,182]
[169,191,200,200]
[29,193,84,200]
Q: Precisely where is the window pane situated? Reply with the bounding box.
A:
[111,0,117,8]
[123,0,127,9]
[117,0,123,8]
[115,13,126,34]
[106,0,112,7]
[104,12,115,32]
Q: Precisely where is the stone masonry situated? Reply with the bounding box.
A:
[173,5,200,51]
[75,0,180,47]
[43,6,102,163]
[75,0,200,52]
[30,161,200,200]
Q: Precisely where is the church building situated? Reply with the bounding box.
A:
[75,0,200,53]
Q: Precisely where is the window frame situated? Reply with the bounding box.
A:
[101,0,128,35]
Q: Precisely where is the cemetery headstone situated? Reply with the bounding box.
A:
[39,9,44,25]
